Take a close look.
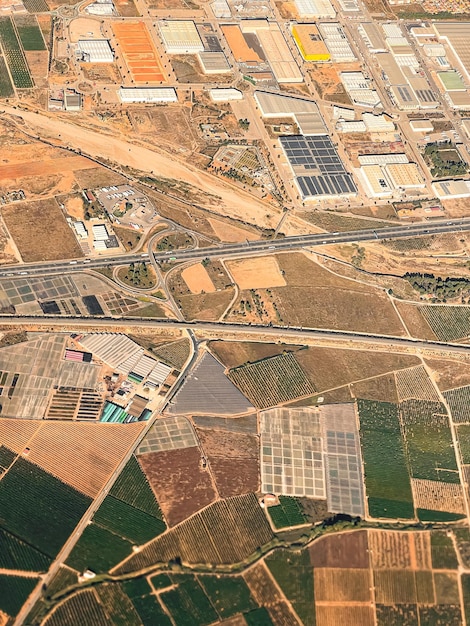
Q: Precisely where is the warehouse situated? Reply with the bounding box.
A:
[358,153,409,166]
[118,87,177,103]
[254,90,326,135]
[318,23,356,62]
[446,90,470,109]
[432,179,470,199]
[410,119,434,133]
[209,88,243,101]
[158,20,204,54]
[291,24,330,62]
[358,22,387,53]
[198,51,230,73]
[340,72,381,108]
[221,24,264,66]
[294,0,335,18]
[247,21,303,83]
[280,135,357,200]
[362,112,395,132]
[76,40,113,63]
[385,163,425,189]
[434,23,470,82]
[358,165,394,198]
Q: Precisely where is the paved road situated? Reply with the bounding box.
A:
[1,218,469,279]
[1,315,469,354]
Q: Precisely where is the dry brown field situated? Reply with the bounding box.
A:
[315,605,375,626]
[295,346,419,392]
[0,418,40,454]
[138,446,218,526]
[395,366,441,403]
[425,358,470,392]
[181,263,216,294]
[24,421,145,497]
[82,63,122,83]
[209,341,301,369]
[394,301,437,341]
[196,428,259,498]
[411,479,466,514]
[112,22,165,82]
[374,569,417,604]
[0,156,95,181]
[177,289,235,321]
[2,199,83,262]
[226,256,286,290]
[244,563,299,626]
[24,50,48,86]
[434,572,460,604]
[114,0,139,16]
[350,374,398,403]
[208,219,259,243]
[73,167,126,189]
[368,530,433,570]
[309,531,370,568]
[314,568,372,602]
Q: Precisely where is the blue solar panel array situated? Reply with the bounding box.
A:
[280,135,357,198]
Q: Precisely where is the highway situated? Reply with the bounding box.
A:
[1,217,469,279]
[1,315,470,355]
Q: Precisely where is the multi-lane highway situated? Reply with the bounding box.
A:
[1,218,469,279]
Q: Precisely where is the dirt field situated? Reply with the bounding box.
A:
[394,301,437,341]
[63,194,85,221]
[196,428,259,498]
[227,256,286,290]
[114,0,139,17]
[181,263,216,294]
[0,156,95,181]
[82,63,122,83]
[350,373,398,403]
[208,218,259,243]
[295,346,419,392]
[425,358,470,392]
[209,341,302,369]
[309,531,370,568]
[2,198,83,262]
[177,289,235,322]
[112,22,165,82]
[314,568,372,602]
[315,605,375,626]
[24,50,48,87]
[73,167,126,190]
[137,447,218,526]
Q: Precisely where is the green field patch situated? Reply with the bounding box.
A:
[122,576,153,599]
[418,604,462,626]
[110,455,164,518]
[93,495,166,544]
[444,386,470,424]
[420,305,470,342]
[96,583,142,626]
[161,576,218,626]
[21,0,49,12]
[0,574,38,618]
[417,509,465,522]
[376,604,419,626]
[357,399,414,519]
[0,17,33,88]
[149,573,172,591]
[457,425,470,463]
[431,531,459,569]
[14,15,45,50]
[245,607,274,625]
[0,527,51,572]
[45,566,78,599]
[0,445,15,470]
[267,496,308,529]
[401,400,459,483]
[199,574,256,619]
[66,523,133,574]
[130,594,172,626]
[266,548,314,626]
[462,574,470,625]
[0,56,14,97]
[0,457,91,558]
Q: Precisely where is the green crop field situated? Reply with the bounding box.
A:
[417,509,465,522]
[0,56,14,97]
[229,352,315,408]
[462,574,470,625]
[419,605,462,626]
[149,573,172,591]
[0,17,33,88]
[13,15,46,50]
[431,531,459,569]
[42,589,111,626]
[93,495,166,544]
[245,607,274,625]
[267,496,307,529]
[400,400,459,483]
[45,566,78,599]
[21,0,49,12]
[266,548,315,626]
[0,445,15,470]
[444,386,470,424]
[0,528,51,572]
[96,584,142,626]
[161,577,218,626]
[0,457,91,558]
[0,574,38,618]
[357,399,414,519]
[420,305,470,341]
[199,575,256,619]
[130,594,172,626]
[457,425,470,463]
[110,455,164,518]
[66,523,133,574]
[122,577,153,599]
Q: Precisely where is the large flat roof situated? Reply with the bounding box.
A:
[434,22,470,80]
[254,90,326,134]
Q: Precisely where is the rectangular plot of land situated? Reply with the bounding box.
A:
[181,263,216,294]
[415,570,435,604]
[412,478,466,514]
[396,366,441,403]
[229,352,315,408]
[137,416,197,454]
[260,407,325,498]
[314,568,371,603]
[434,572,459,604]
[374,569,417,604]
[444,385,470,423]
[227,256,286,290]
[112,22,165,83]
[309,530,369,568]
[369,531,413,569]
[315,605,374,626]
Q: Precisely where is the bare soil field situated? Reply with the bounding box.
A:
[350,373,398,403]
[114,0,139,17]
[2,199,83,262]
[315,604,375,626]
[177,289,235,321]
[368,530,429,569]
[295,347,419,392]
[62,194,85,221]
[24,50,48,86]
[314,568,372,602]
[181,263,216,294]
[425,358,470,391]
[227,256,286,290]
[82,63,122,83]
[73,167,127,190]
[138,446,218,526]
[0,156,95,181]
[394,301,437,341]
[309,531,370,568]
[196,428,259,498]
[0,418,40,453]
[412,479,466,514]
[208,218,259,243]
[209,341,302,369]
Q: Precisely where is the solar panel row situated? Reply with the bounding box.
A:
[297,173,356,197]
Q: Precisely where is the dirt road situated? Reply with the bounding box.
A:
[2,106,281,230]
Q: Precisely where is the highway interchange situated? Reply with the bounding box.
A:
[1,216,470,279]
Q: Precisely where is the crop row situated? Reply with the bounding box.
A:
[110,454,164,518]
[444,385,470,424]
[0,17,33,88]
[0,574,39,619]
[420,305,470,342]
[268,496,307,529]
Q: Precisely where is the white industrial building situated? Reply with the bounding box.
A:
[76,40,114,63]
[73,221,88,239]
[362,112,395,133]
[209,88,243,101]
[92,224,109,241]
[85,0,114,15]
[319,23,356,62]
[158,21,204,54]
[294,0,335,18]
[432,179,470,199]
[118,87,177,103]
[336,120,366,133]
[341,72,382,108]
[197,51,230,74]
[358,165,394,198]
[211,0,230,17]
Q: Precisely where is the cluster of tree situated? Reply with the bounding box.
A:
[238,118,250,130]
[424,142,467,178]
[404,272,470,302]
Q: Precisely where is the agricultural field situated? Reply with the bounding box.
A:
[357,399,414,519]
[395,366,441,403]
[0,527,51,572]
[109,455,164,518]
[209,340,301,370]
[444,385,470,423]
[14,15,46,50]
[0,574,39,620]
[228,352,315,408]
[244,562,300,625]
[0,17,33,88]
[42,589,112,626]
[0,457,91,558]
[0,56,14,97]
[267,496,308,529]
[420,305,470,341]
[66,523,133,574]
